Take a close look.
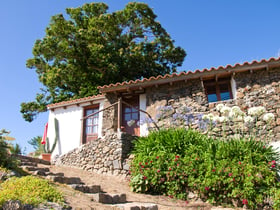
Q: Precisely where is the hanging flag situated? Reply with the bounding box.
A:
[41,123,48,144]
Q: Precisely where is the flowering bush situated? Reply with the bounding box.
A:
[130,128,280,208]
[143,104,275,142]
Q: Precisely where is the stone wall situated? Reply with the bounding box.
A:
[54,132,135,177]
[144,67,280,141]
[101,93,119,135]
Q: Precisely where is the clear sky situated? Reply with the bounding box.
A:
[1,0,280,154]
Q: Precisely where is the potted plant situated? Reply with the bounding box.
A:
[41,118,59,161]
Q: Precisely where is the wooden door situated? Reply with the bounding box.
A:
[84,106,99,143]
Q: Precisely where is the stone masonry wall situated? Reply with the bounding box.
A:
[54,132,135,177]
[145,67,280,141]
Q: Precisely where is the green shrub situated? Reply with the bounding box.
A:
[0,176,64,208]
[130,128,280,208]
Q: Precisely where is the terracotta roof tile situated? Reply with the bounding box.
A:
[47,94,105,109]
[98,57,280,93]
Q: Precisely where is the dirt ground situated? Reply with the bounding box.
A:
[46,164,219,210]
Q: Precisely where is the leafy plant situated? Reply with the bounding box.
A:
[130,128,280,208]
[28,136,44,156]
[0,176,64,208]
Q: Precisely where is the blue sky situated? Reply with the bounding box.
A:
[1,0,279,154]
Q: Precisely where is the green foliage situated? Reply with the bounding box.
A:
[28,136,44,156]
[0,176,64,208]
[0,130,18,170]
[8,143,22,155]
[130,128,280,208]
[21,2,186,122]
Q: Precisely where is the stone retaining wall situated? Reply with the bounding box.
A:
[54,132,135,177]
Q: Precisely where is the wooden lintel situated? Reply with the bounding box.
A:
[76,103,80,107]
[63,106,67,109]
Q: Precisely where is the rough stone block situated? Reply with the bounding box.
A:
[33,170,46,176]
[70,184,101,193]
[116,203,158,210]
[92,193,113,204]
[92,193,126,204]
[113,160,120,169]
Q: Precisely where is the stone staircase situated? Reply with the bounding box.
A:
[16,155,158,210]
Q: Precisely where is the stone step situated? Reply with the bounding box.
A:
[19,161,38,167]
[33,170,64,177]
[21,166,50,172]
[91,193,126,204]
[14,155,51,165]
[116,203,158,210]
[70,184,101,193]
[46,175,83,185]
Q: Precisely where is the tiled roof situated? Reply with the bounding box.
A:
[98,57,280,93]
[47,94,105,109]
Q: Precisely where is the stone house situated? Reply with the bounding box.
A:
[47,57,280,171]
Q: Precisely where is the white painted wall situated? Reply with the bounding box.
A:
[47,106,83,158]
[139,94,148,136]
[47,101,104,158]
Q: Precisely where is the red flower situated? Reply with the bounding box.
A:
[143,176,147,180]
[139,162,142,166]
[272,165,276,168]
[156,156,159,159]
[169,167,172,171]
[212,169,216,172]
[175,155,180,159]
[157,169,160,173]
[141,165,144,168]
[205,187,210,191]
[238,161,242,165]
[228,173,233,177]
[145,162,148,165]
[242,199,248,205]
[150,160,153,163]
[272,160,276,164]
[177,163,180,167]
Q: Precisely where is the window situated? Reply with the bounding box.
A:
[84,105,99,143]
[204,78,233,103]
